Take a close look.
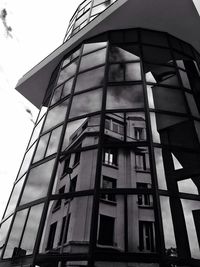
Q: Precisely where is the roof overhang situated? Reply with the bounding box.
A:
[16,0,200,108]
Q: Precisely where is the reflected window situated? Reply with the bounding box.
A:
[98,215,114,246]
[73,150,81,166]
[69,176,77,193]
[139,221,154,252]
[136,183,151,206]
[160,196,177,255]
[103,148,118,166]
[54,186,65,209]
[105,115,124,138]
[46,222,57,250]
[135,153,146,170]
[101,176,116,201]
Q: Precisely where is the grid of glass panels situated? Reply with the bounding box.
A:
[63,0,118,42]
[1,29,200,267]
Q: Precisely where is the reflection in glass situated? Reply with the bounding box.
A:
[109,45,140,62]
[17,143,36,179]
[106,85,144,110]
[39,196,93,254]
[154,148,167,190]
[179,70,191,89]
[4,176,25,218]
[3,209,28,258]
[75,66,105,92]
[62,118,87,151]
[33,133,50,163]
[151,86,187,113]
[126,112,146,141]
[109,62,141,81]
[46,126,63,157]
[57,60,78,86]
[0,216,12,256]
[142,46,172,64]
[20,159,55,205]
[79,48,106,71]
[147,85,155,108]
[62,78,74,98]
[69,89,102,118]
[150,113,160,143]
[178,179,199,195]
[29,116,45,148]
[20,204,44,255]
[181,199,200,259]
[50,84,63,106]
[160,196,177,256]
[127,195,155,253]
[42,99,69,132]
[185,93,199,117]
[83,42,107,54]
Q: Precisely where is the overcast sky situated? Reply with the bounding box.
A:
[0,0,199,219]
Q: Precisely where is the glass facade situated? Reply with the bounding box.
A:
[1,27,200,267]
[63,0,118,42]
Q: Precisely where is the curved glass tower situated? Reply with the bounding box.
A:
[1,1,200,267]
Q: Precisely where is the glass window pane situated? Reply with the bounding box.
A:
[141,30,168,47]
[75,66,105,92]
[179,70,191,89]
[62,77,74,98]
[0,216,13,256]
[20,159,55,205]
[42,99,69,132]
[29,116,45,147]
[74,10,89,29]
[151,86,187,113]
[126,112,146,142]
[17,143,36,179]
[109,45,140,62]
[181,199,200,259]
[69,89,102,118]
[143,46,172,64]
[50,84,63,106]
[91,3,107,15]
[79,48,106,71]
[39,196,93,253]
[33,133,50,163]
[3,209,28,259]
[57,60,78,86]
[185,93,200,117]
[106,85,144,110]
[154,148,167,190]
[83,42,107,54]
[126,62,141,81]
[46,126,63,157]
[178,178,199,195]
[20,203,44,255]
[4,176,25,218]
[160,196,177,256]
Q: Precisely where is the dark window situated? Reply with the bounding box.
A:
[64,214,71,244]
[136,183,150,206]
[134,127,145,140]
[135,153,146,170]
[139,221,154,252]
[58,214,71,245]
[62,156,71,175]
[58,216,66,245]
[101,176,116,202]
[69,176,77,193]
[74,151,81,166]
[46,222,57,250]
[98,215,114,246]
[54,186,65,209]
[103,148,118,166]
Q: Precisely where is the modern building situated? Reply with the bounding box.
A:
[1,0,200,266]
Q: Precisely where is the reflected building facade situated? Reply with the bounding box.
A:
[1,0,200,267]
